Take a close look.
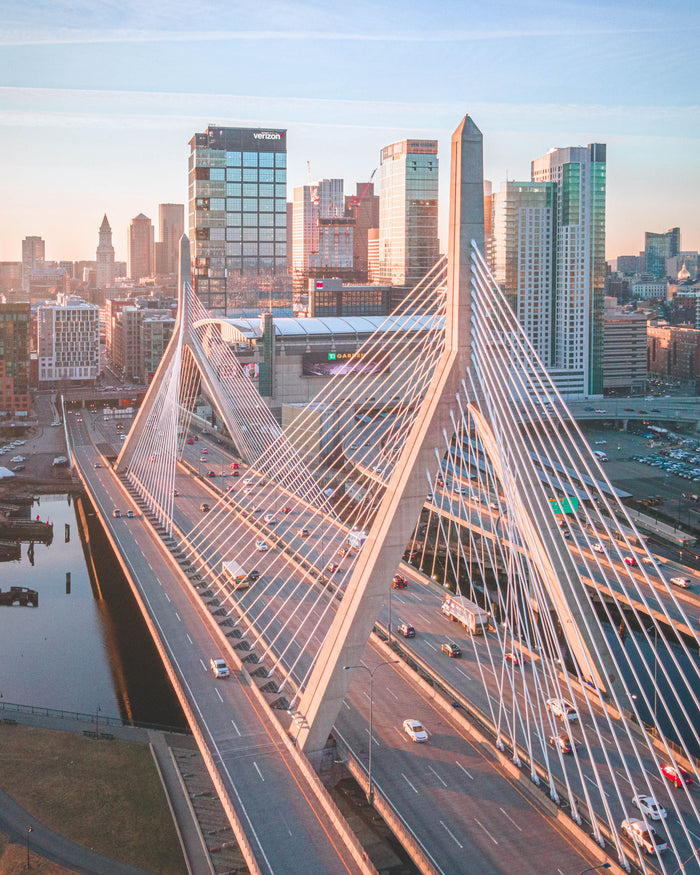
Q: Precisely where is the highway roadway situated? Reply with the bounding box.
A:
[69,415,368,875]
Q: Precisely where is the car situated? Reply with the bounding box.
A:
[112,509,121,518]
[187,438,194,444]
[201,448,209,454]
[225,484,235,492]
[264,516,278,526]
[624,555,637,566]
[592,543,604,553]
[207,470,216,477]
[242,478,252,485]
[548,732,573,754]
[397,623,416,638]
[282,506,292,514]
[594,408,606,414]
[632,795,667,821]
[594,440,607,445]
[243,487,252,495]
[12,465,25,472]
[120,435,127,441]
[51,420,61,427]
[229,462,240,469]
[661,763,693,787]
[173,489,180,497]
[210,657,230,678]
[193,435,199,441]
[93,462,102,468]
[327,562,340,573]
[200,502,210,512]
[641,556,654,565]
[669,576,691,588]
[230,470,240,477]
[504,651,524,665]
[403,719,428,743]
[620,818,668,856]
[10,456,26,463]
[546,698,578,722]
[392,574,408,589]
[441,642,462,657]
[248,570,261,582]
[199,456,208,462]
[255,540,269,552]
[297,528,310,538]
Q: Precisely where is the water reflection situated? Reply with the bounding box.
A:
[0,493,185,730]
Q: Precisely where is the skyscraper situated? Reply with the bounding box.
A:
[128,213,154,281]
[292,179,353,289]
[21,236,45,291]
[188,125,287,314]
[0,302,31,417]
[345,182,379,282]
[158,203,185,275]
[644,227,680,278]
[378,139,439,287]
[96,214,115,289]
[490,143,606,398]
[533,143,606,397]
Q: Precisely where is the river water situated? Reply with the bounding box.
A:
[0,493,186,729]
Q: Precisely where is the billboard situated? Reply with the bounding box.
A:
[302,350,389,377]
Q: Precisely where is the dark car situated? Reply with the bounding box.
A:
[392,574,408,589]
[397,623,415,638]
[441,642,462,657]
[248,570,261,582]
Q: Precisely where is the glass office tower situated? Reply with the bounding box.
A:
[378,139,439,288]
[188,126,287,314]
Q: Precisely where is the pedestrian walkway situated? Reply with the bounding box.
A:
[0,705,214,875]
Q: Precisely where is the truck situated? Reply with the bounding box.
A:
[347,529,367,552]
[221,559,249,590]
[441,596,489,634]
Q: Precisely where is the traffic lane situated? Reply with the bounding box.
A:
[338,655,590,875]
[77,453,365,875]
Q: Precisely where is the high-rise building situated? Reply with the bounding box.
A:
[293,179,354,290]
[188,125,287,314]
[96,214,115,289]
[603,297,647,395]
[37,295,100,385]
[644,227,680,278]
[158,204,185,275]
[128,213,154,281]
[490,144,606,398]
[378,139,439,287]
[0,302,31,418]
[345,182,379,282]
[21,236,45,290]
[0,262,23,294]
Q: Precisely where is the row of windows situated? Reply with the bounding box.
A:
[196,197,286,213]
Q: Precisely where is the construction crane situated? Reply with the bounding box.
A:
[348,168,377,213]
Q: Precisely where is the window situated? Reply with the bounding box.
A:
[210,198,225,211]
[226,151,241,166]
[226,183,241,197]
[243,198,258,212]
[243,183,258,197]
[259,168,274,182]
[259,199,274,212]
[275,153,286,168]
[210,168,225,181]
[243,152,258,167]
[226,168,241,182]
[226,198,241,212]
[243,168,257,182]
[259,152,274,167]
[259,183,274,198]
[226,227,241,241]
[275,184,286,198]
[243,228,258,241]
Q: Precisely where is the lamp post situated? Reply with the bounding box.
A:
[26,826,32,869]
[577,865,610,875]
[344,660,399,804]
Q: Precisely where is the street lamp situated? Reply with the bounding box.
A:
[578,865,610,874]
[344,660,399,804]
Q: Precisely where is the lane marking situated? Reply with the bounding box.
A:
[364,728,380,746]
[215,687,223,703]
[401,773,419,794]
[439,820,463,848]
[199,658,207,671]
[342,700,351,710]
[474,818,498,845]
[164,592,171,602]
[386,688,399,701]
[615,770,630,783]
[231,719,241,736]
[253,762,265,782]
[424,641,437,652]
[500,807,522,831]
[584,774,609,797]
[454,666,472,680]
[175,612,182,622]
[186,634,193,644]
[456,761,473,780]
[428,765,447,787]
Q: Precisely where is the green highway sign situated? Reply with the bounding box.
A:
[550,497,579,514]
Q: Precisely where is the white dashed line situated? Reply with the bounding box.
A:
[364,728,380,746]
[231,719,241,736]
[199,658,207,671]
[386,688,399,701]
[343,700,351,710]
[474,818,498,844]
[439,820,463,848]
[424,641,437,651]
[215,688,223,703]
[428,765,447,787]
[186,634,193,644]
[454,667,472,680]
[175,612,181,622]
[164,592,171,602]
[615,770,629,783]
[500,807,522,831]
[456,761,473,780]
[253,762,265,782]
[584,774,609,797]
[401,773,419,793]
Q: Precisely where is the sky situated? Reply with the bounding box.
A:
[1,0,698,264]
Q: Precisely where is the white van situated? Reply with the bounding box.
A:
[593,450,607,462]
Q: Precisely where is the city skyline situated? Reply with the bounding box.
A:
[1,0,698,262]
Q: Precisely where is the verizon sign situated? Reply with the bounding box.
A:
[254,131,283,140]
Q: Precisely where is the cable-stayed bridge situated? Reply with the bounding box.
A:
[68,115,700,875]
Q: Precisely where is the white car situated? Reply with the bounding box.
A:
[546,698,579,722]
[242,478,252,485]
[255,540,269,552]
[632,795,667,821]
[10,455,26,463]
[403,719,428,743]
[592,543,605,553]
[210,657,230,678]
[621,818,668,856]
[263,513,277,524]
[669,576,691,588]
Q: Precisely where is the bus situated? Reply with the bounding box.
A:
[221,559,249,590]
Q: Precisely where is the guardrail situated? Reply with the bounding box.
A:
[0,699,190,735]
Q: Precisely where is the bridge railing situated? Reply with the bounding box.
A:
[0,699,190,735]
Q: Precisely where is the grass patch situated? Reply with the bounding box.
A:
[0,832,73,874]
[0,725,186,874]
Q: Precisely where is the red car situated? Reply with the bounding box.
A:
[187,438,194,445]
[504,651,524,665]
[661,763,693,788]
[392,574,408,589]
[231,470,239,477]
[624,556,637,566]
[282,506,292,514]
[229,462,239,469]
[207,470,216,478]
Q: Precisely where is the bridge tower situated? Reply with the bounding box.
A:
[295,115,624,758]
